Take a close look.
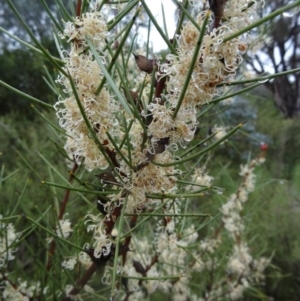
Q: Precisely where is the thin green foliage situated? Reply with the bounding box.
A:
[1,0,298,300]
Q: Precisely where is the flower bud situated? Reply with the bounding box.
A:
[133,53,157,74]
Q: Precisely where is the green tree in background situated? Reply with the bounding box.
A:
[0,46,56,117]
[246,0,300,118]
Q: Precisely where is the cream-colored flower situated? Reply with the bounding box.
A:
[0,216,19,267]
[56,219,73,239]
[62,258,77,270]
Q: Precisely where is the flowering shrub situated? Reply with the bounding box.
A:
[2,0,298,300]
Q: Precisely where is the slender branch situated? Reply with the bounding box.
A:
[45,163,78,281]
[76,0,82,17]
[62,263,98,301]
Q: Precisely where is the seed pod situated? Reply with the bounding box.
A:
[133,53,157,74]
[133,260,146,276]
[96,198,107,215]
[96,172,117,185]
[84,248,112,266]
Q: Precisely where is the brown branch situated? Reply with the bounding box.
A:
[45,163,78,281]
[59,164,78,219]
[76,0,82,17]
[145,254,159,273]
[104,204,123,235]
[122,214,138,264]
[208,0,228,29]
[154,75,167,100]
[62,263,98,301]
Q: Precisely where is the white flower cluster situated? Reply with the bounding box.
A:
[54,0,264,244]
[61,250,92,272]
[212,124,228,143]
[85,213,112,258]
[56,218,73,239]
[189,167,214,190]
[1,279,41,301]
[220,155,268,300]
[154,0,263,145]
[55,6,181,264]
[118,154,266,301]
[55,4,180,215]
[0,217,45,300]
[121,219,199,301]
[52,0,268,299]
[60,12,108,49]
[221,155,265,238]
[55,11,121,171]
[0,215,19,267]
